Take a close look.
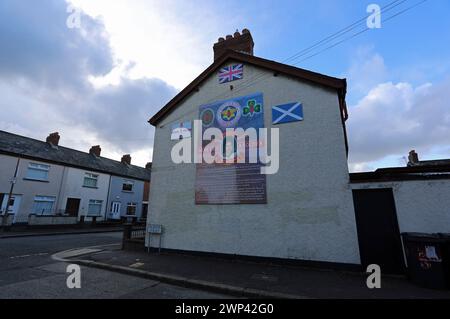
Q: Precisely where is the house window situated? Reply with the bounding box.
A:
[88,200,103,216]
[122,181,134,192]
[32,196,56,215]
[83,173,98,188]
[126,203,137,216]
[26,163,50,181]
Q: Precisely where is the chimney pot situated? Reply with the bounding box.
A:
[408,150,419,166]
[213,28,254,60]
[89,145,101,157]
[46,132,60,146]
[218,37,225,42]
[145,162,152,170]
[121,154,131,165]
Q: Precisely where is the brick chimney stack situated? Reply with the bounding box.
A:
[121,154,131,165]
[408,150,419,166]
[89,145,101,157]
[46,132,60,146]
[213,29,254,61]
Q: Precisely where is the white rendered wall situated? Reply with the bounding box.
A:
[352,179,450,234]
[147,61,360,265]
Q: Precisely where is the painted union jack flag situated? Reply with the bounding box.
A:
[218,64,244,84]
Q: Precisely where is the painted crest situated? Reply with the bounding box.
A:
[200,108,215,127]
[243,99,262,117]
[217,101,241,128]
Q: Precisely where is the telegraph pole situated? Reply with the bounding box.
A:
[2,158,20,227]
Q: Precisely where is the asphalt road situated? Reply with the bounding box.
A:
[0,232,231,299]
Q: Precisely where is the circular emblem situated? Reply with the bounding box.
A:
[200,108,215,127]
[217,101,241,128]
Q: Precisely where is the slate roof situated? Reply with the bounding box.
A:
[408,159,450,167]
[0,130,151,181]
[350,162,450,183]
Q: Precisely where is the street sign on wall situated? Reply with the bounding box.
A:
[148,224,163,234]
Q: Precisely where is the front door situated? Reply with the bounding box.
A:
[0,194,4,214]
[352,188,405,275]
[1,195,22,223]
[141,203,148,220]
[65,198,81,217]
[110,202,121,220]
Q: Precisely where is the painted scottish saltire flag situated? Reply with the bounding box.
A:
[218,64,244,84]
[272,102,304,125]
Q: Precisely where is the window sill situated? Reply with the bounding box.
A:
[121,190,134,194]
[23,178,50,183]
[30,214,56,217]
[82,185,99,189]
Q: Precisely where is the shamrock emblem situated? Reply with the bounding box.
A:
[243,99,261,117]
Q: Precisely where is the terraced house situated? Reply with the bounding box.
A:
[0,130,151,226]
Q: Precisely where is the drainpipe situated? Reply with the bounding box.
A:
[2,157,20,226]
[55,166,67,215]
[104,174,112,221]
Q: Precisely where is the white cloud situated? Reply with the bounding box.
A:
[346,46,388,97]
[1,0,243,167]
[0,75,174,167]
[348,162,374,173]
[345,47,450,172]
[347,79,450,171]
[0,0,177,167]
[0,0,256,169]
[69,0,235,89]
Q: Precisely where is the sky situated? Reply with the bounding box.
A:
[0,0,449,171]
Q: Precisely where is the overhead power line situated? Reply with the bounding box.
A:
[293,0,429,66]
[153,0,430,127]
[283,0,408,64]
[206,0,429,105]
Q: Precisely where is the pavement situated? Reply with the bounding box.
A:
[3,231,450,299]
[0,225,124,239]
[0,232,231,299]
[61,245,450,299]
